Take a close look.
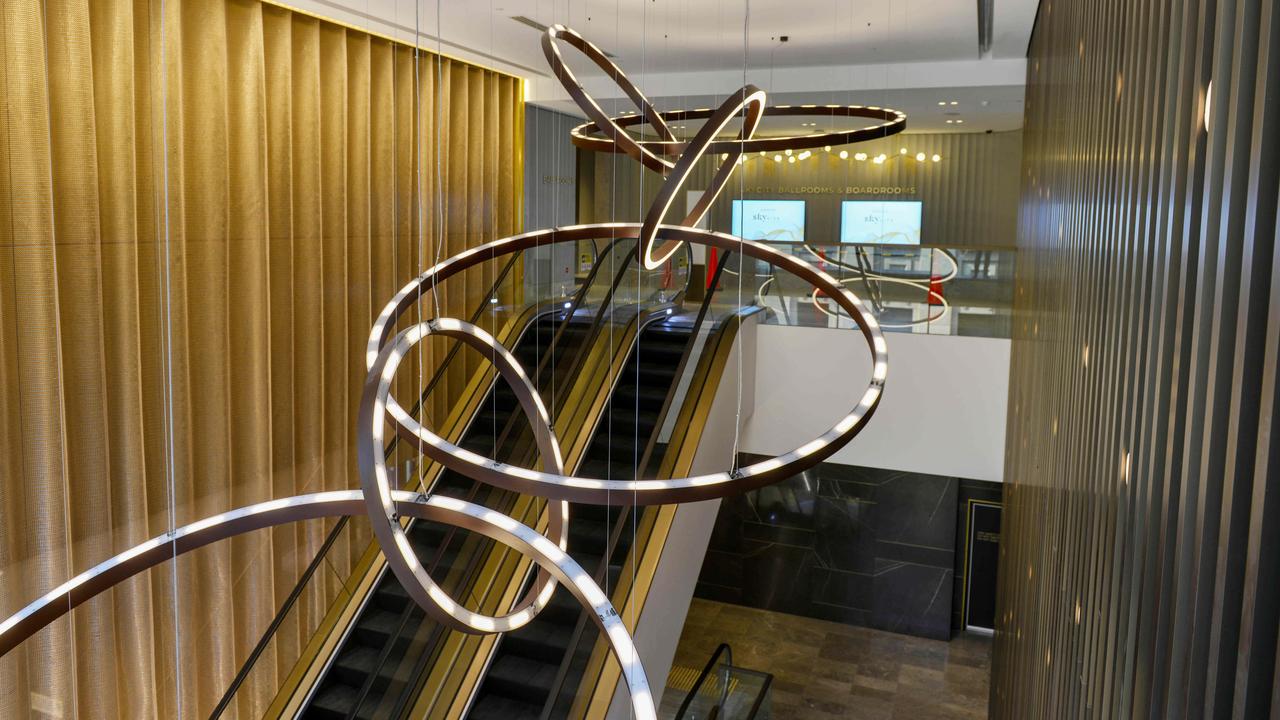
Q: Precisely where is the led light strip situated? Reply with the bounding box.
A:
[542,24,676,174]
[639,86,767,269]
[0,490,655,720]
[806,245,957,328]
[359,318,568,634]
[570,103,906,156]
[364,223,888,504]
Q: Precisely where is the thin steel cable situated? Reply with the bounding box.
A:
[154,0,182,711]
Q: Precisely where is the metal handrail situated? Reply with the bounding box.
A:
[532,251,730,718]
[359,240,643,718]
[208,253,526,719]
[374,238,686,717]
[676,643,734,719]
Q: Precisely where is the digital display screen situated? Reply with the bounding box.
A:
[840,200,923,245]
[730,200,806,242]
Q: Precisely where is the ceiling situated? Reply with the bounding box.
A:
[281,0,1039,130]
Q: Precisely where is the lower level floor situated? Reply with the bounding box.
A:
[667,599,992,719]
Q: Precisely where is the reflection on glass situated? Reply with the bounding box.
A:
[744,242,1015,338]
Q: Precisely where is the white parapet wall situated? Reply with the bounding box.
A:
[742,324,1011,483]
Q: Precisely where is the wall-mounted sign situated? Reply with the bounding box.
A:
[963,500,1002,634]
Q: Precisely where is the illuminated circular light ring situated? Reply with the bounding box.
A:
[803,243,958,285]
[570,103,906,156]
[639,86,767,269]
[366,223,887,505]
[542,24,676,174]
[360,318,569,634]
[811,275,950,328]
[804,244,957,328]
[0,490,655,720]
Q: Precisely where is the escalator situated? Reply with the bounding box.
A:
[303,310,592,719]
[465,315,696,720]
[218,240,727,718]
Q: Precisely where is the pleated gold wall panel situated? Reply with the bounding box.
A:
[0,1,523,716]
[994,0,1280,716]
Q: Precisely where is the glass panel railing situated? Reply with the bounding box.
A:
[211,238,636,716]
[538,252,746,718]
[337,241,646,717]
[666,664,773,720]
[662,644,774,720]
[743,242,1015,338]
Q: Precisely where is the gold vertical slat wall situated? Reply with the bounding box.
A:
[995,0,1280,717]
[0,0,523,716]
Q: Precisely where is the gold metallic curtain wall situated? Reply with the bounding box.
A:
[995,0,1280,716]
[0,0,523,716]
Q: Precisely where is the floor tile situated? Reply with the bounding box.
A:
[665,599,991,720]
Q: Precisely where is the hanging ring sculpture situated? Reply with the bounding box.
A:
[805,244,958,328]
[0,24,907,720]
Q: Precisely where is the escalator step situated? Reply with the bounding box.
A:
[466,693,543,720]
[499,617,575,663]
[330,642,418,694]
[305,683,358,719]
[484,654,559,704]
[352,608,403,647]
[567,519,609,554]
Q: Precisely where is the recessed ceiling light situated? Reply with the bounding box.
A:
[955,119,964,123]
[949,101,958,105]
[937,101,946,106]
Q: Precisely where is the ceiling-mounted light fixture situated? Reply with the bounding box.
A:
[916,152,926,161]
[839,150,849,159]
[932,154,941,162]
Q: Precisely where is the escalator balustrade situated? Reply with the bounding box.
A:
[302,312,590,719]
[465,316,695,720]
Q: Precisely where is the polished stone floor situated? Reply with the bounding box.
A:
[665,599,992,719]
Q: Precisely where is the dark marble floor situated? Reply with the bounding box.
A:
[666,599,992,720]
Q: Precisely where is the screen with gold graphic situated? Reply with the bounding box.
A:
[840,200,922,244]
[731,199,806,242]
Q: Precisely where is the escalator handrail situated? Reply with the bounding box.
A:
[210,254,525,719]
[676,643,733,719]
[635,250,734,478]
[550,290,769,719]
[369,239,687,718]
[214,239,625,718]
[398,246,692,718]
[346,239,644,718]
[531,255,731,718]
